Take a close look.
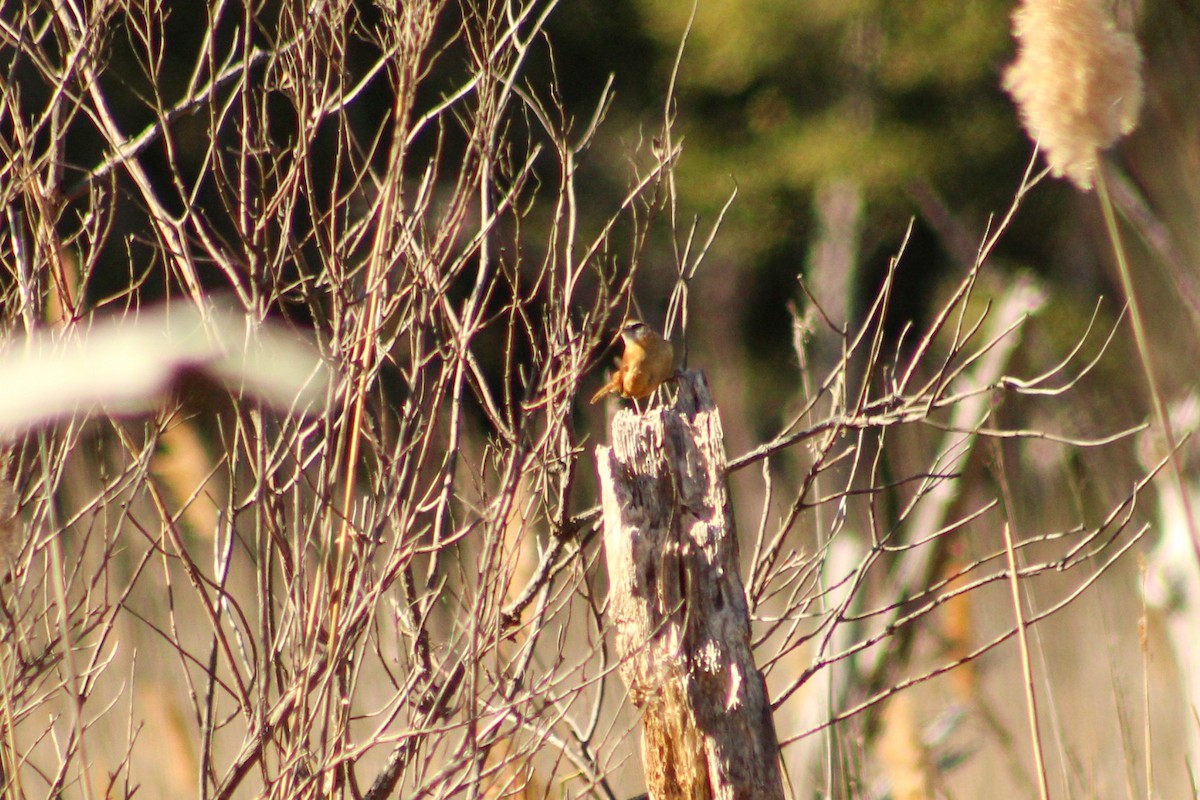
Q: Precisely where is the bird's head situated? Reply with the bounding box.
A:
[620,320,652,345]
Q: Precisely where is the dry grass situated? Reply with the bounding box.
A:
[0,2,1192,798]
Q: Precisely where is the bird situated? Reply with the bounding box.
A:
[589,320,675,405]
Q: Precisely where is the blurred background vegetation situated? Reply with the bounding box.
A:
[19,0,1200,429]
[5,0,1200,796]
[541,0,1200,452]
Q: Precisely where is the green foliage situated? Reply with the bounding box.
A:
[633,0,1020,221]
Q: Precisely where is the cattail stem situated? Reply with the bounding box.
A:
[1097,168,1200,569]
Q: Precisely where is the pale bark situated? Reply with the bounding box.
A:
[597,370,785,800]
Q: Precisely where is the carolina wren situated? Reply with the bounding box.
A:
[589,320,675,404]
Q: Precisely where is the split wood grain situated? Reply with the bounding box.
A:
[596,370,785,800]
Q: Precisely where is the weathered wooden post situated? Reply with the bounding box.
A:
[596,370,785,800]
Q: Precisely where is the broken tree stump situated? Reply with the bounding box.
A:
[595,370,785,800]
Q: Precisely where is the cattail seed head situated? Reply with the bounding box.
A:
[1003,0,1144,190]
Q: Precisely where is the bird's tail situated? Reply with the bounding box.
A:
[589,378,617,404]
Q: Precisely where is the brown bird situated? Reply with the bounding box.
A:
[589,320,675,404]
